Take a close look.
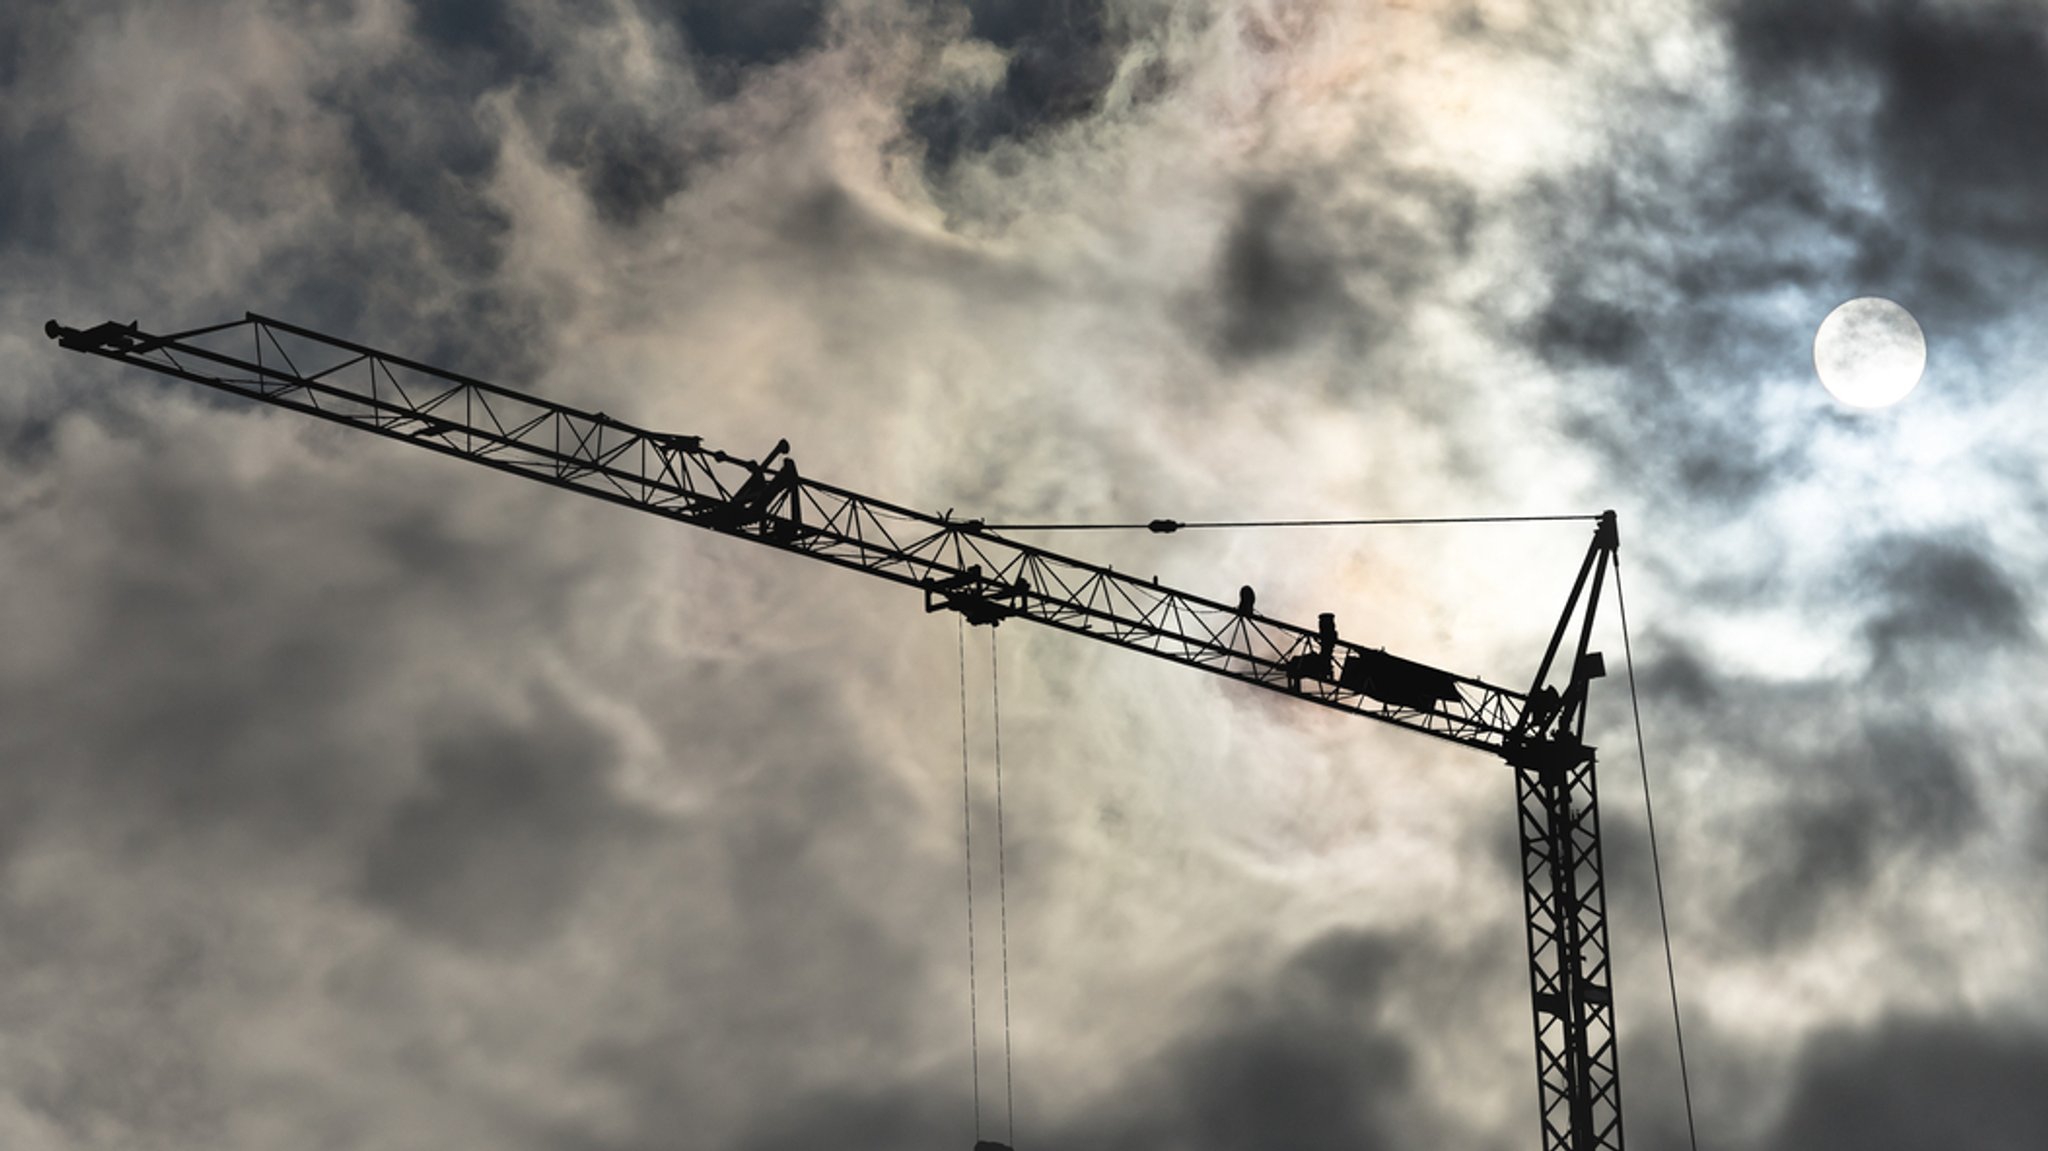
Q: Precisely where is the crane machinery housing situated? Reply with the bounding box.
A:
[49,313,1630,1151]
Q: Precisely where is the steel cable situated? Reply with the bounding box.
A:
[1615,557,1702,1151]
[980,513,1602,533]
[957,618,982,1138]
[990,631,1016,1147]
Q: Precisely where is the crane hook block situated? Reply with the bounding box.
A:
[923,566,1029,626]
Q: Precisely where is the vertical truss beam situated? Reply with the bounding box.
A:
[1510,513,1624,1151]
[1512,738,1623,1151]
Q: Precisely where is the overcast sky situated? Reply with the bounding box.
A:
[5,1,2048,1148]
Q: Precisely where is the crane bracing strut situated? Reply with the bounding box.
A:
[49,313,1627,1151]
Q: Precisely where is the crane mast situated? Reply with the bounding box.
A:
[49,313,1626,1151]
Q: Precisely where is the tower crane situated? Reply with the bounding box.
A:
[48,313,1628,1151]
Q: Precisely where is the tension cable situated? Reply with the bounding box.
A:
[991,629,1016,1148]
[959,621,1019,1147]
[957,618,983,1139]
[979,513,1601,534]
[1615,557,1702,1151]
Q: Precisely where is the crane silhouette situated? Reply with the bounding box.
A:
[50,313,1629,1151]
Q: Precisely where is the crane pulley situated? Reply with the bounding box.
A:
[49,313,1628,1151]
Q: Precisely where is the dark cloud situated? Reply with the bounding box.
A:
[400,2,730,236]
[359,687,660,951]
[0,417,574,861]
[1729,0,2048,289]
[905,0,1125,170]
[713,929,1422,1151]
[0,1,543,364]
[0,12,20,91]
[319,66,512,280]
[660,0,829,66]
[641,0,830,99]
[0,0,58,96]
[0,8,145,269]
[1189,169,1474,371]
[1622,631,1982,953]
[454,649,965,1150]
[0,0,75,251]
[1760,1014,2048,1151]
[1603,536,2026,921]
[1630,636,1721,714]
[0,4,548,373]
[728,1088,956,1151]
[411,0,547,79]
[1530,285,1646,369]
[961,0,1088,47]
[1210,184,1351,360]
[1515,166,1816,509]
[1052,931,1419,1151]
[245,229,554,383]
[1855,532,2032,667]
[546,100,717,229]
[1734,721,1977,948]
[0,123,77,259]
[1512,0,2048,517]
[399,2,805,232]
[14,991,223,1146]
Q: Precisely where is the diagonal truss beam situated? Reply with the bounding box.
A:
[48,313,1529,754]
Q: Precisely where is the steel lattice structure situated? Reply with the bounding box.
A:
[50,312,1626,1151]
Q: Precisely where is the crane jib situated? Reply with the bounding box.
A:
[44,313,1531,754]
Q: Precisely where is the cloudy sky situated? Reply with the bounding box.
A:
[6,0,2048,1148]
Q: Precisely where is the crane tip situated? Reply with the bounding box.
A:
[44,319,63,340]
[1596,509,1620,551]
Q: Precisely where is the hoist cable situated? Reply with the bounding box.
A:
[957,618,982,1138]
[990,630,1016,1147]
[1615,557,1701,1151]
[979,513,1601,533]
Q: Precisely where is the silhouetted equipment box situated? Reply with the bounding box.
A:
[1339,647,1458,711]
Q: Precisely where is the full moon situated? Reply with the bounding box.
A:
[1813,297,1926,408]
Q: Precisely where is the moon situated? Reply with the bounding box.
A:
[1813,297,1925,408]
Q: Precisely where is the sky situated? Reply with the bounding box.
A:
[4,1,2048,1148]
